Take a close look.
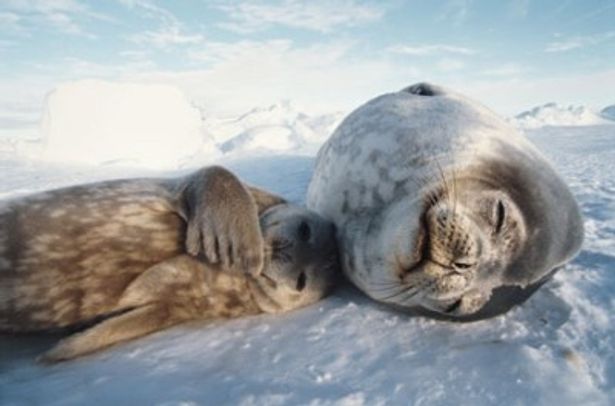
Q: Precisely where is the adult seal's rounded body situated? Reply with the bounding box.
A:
[307,83,583,320]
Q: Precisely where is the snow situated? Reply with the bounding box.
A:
[514,102,609,129]
[3,81,343,166]
[2,96,615,404]
[205,100,343,157]
[27,80,219,168]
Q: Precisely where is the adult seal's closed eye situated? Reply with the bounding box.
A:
[307,82,584,321]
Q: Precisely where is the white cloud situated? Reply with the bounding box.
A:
[0,12,27,40]
[1,0,110,37]
[508,0,530,18]
[119,49,151,60]
[187,39,294,64]
[187,39,351,66]
[3,0,83,13]
[119,0,205,48]
[0,39,16,50]
[0,39,415,120]
[388,44,476,56]
[117,0,176,25]
[21,56,158,86]
[214,0,384,33]
[481,63,525,77]
[436,58,465,72]
[0,12,21,30]
[1,28,613,131]
[437,0,473,25]
[46,12,94,37]
[450,69,615,116]
[129,26,204,48]
[60,57,158,77]
[131,39,418,115]
[545,31,615,52]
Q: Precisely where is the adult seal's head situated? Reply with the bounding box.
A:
[307,83,584,321]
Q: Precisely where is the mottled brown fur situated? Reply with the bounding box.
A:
[0,166,338,362]
[1,180,186,332]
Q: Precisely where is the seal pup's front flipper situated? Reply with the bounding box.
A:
[177,166,285,277]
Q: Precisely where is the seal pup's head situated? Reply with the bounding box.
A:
[249,204,340,313]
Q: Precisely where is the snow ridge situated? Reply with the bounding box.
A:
[205,100,343,157]
[6,81,343,168]
[514,102,609,129]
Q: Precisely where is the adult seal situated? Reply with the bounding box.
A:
[307,83,583,321]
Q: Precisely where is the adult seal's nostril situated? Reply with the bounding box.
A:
[296,272,307,291]
[401,82,445,97]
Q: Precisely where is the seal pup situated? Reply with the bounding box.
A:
[307,83,583,321]
[0,166,339,361]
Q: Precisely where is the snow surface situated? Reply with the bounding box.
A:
[1,91,615,404]
[1,126,615,405]
[514,102,610,129]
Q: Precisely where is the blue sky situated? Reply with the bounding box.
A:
[0,0,614,120]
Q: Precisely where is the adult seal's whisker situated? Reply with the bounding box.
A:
[306,82,584,321]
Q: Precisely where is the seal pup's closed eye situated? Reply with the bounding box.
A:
[0,166,339,362]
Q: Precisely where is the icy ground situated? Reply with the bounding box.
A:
[0,121,614,405]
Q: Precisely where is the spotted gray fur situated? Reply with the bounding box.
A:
[307,83,583,321]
